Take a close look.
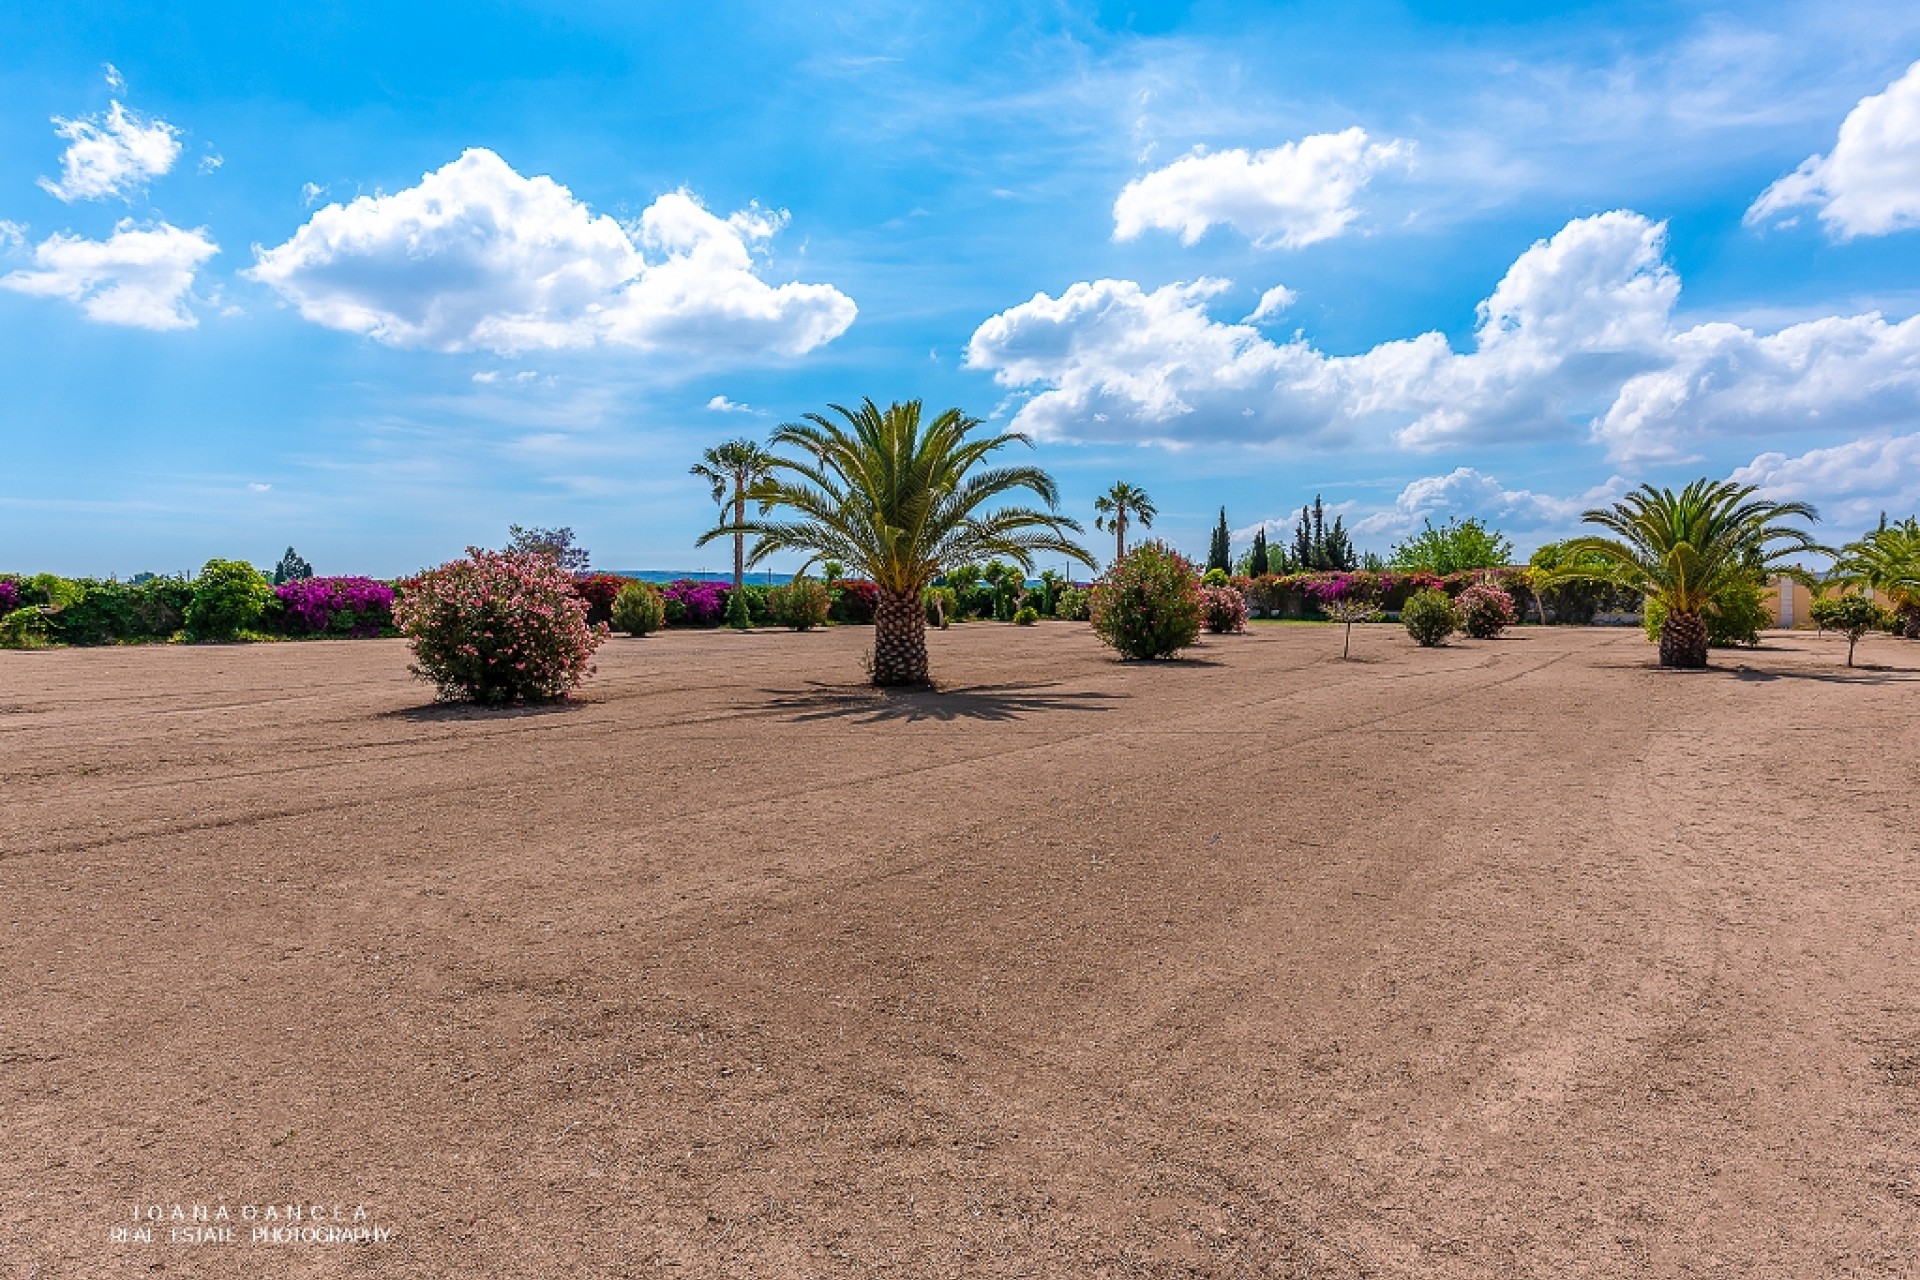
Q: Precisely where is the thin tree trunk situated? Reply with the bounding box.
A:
[732,490,746,593]
[871,588,929,686]
[1659,610,1709,668]
[1116,512,1127,563]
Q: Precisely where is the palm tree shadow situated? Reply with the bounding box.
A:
[745,680,1126,724]
[1730,663,1919,685]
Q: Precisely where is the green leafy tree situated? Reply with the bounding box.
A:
[691,439,777,593]
[1094,482,1156,566]
[1830,515,1920,638]
[981,559,1026,621]
[1528,541,1616,624]
[705,398,1091,686]
[1810,594,1892,667]
[1036,569,1066,616]
[1207,507,1232,575]
[1388,516,1512,575]
[1557,480,1823,668]
[185,559,275,642]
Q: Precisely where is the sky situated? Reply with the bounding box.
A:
[3,0,1919,577]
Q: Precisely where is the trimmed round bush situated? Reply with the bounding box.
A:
[770,577,832,631]
[396,548,608,704]
[1402,588,1459,647]
[185,558,275,642]
[611,581,665,636]
[1456,582,1516,639]
[1013,605,1040,626]
[1200,584,1248,634]
[1091,541,1203,660]
[725,585,753,630]
[1202,567,1230,587]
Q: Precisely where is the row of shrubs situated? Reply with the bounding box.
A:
[1220,566,1629,622]
[0,563,900,649]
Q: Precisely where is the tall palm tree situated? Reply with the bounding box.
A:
[1559,479,1823,668]
[704,398,1093,686]
[1830,515,1920,638]
[1094,482,1156,566]
[690,439,776,593]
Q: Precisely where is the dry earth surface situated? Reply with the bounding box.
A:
[2,622,1917,1279]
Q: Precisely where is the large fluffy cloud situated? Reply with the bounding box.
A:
[1352,468,1627,538]
[1113,128,1410,249]
[0,221,217,329]
[248,149,856,357]
[967,209,1920,461]
[1732,433,1920,528]
[1746,60,1920,238]
[38,101,182,203]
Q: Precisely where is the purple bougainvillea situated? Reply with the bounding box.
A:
[0,579,19,613]
[661,578,728,627]
[276,576,396,637]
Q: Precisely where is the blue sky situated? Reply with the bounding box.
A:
[4,0,1919,576]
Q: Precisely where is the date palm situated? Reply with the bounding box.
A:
[1831,515,1920,638]
[691,439,777,593]
[1094,482,1156,566]
[1559,479,1823,668]
[704,398,1093,686]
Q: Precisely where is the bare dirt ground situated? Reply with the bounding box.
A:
[3,622,1918,1278]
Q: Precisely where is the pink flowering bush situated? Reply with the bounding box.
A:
[1091,541,1204,660]
[1456,582,1517,639]
[276,576,395,637]
[1200,584,1249,634]
[662,578,728,627]
[395,548,607,704]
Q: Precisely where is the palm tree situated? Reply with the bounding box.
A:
[1558,479,1824,668]
[690,439,776,593]
[1831,515,1920,638]
[704,398,1093,686]
[1094,482,1156,566]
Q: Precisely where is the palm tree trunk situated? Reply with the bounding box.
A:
[1659,610,1709,668]
[1115,511,1127,563]
[732,491,746,593]
[871,588,929,686]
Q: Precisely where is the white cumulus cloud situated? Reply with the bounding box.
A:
[0,221,217,329]
[1746,59,1920,238]
[967,209,1920,462]
[1352,468,1627,537]
[38,100,183,203]
[706,395,754,413]
[1113,128,1411,249]
[248,148,856,358]
[1246,285,1297,323]
[1731,433,1920,528]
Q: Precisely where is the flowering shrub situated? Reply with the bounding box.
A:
[185,559,275,642]
[1091,541,1203,660]
[276,576,396,637]
[0,579,18,614]
[771,578,832,630]
[395,548,607,704]
[662,578,728,627]
[572,573,632,627]
[828,579,880,624]
[1054,585,1091,621]
[611,581,665,636]
[1201,584,1249,633]
[1401,589,1459,647]
[1456,583,1516,639]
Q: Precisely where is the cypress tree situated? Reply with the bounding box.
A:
[1208,507,1232,575]
[1249,528,1269,577]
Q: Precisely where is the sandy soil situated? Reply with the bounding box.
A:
[2,621,1917,1278]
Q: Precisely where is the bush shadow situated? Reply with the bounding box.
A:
[745,680,1126,724]
[384,698,591,722]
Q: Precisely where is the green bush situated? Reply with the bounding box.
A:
[1013,606,1039,626]
[1201,566,1230,587]
[725,584,753,630]
[770,577,832,631]
[1054,586,1091,621]
[1090,541,1203,660]
[1,607,49,648]
[610,581,665,636]
[1401,589,1459,647]
[184,559,275,642]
